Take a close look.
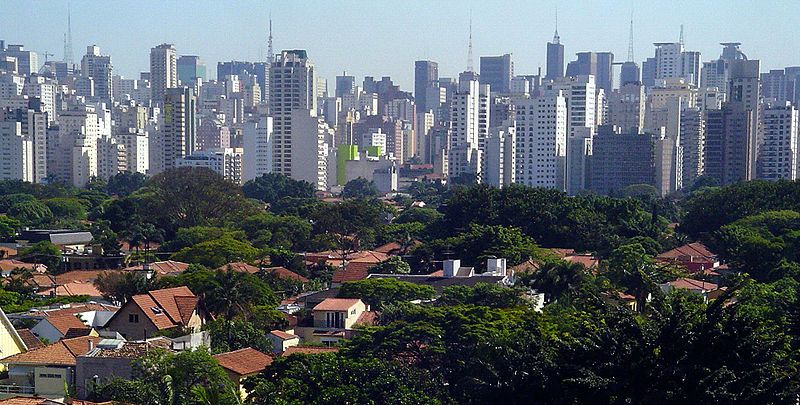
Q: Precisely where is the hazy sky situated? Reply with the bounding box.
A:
[1,0,798,90]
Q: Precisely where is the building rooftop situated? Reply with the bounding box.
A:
[213,347,273,376]
[313,298,362,312]
[3,335,101,366]
[282,346,339,356]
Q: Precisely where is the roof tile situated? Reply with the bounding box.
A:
[213,347,273,376]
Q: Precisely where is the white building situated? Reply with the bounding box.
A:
[680,107,705,187]
[514,91,568,189]
[270,50,317,178]
[0,45,38,76]
[290,109,332,190]
[653,42,700,86]
[149,44,177,104]
[161,87,196,172]
[449,74,489,181]
[117,128,149,174]
[0,121,32,181]
[23,76,56,124]
[361,129,387,156]
[176,148,244,185]
[81,45,113,103]
[56,104,100,187]
[242,114,273,182]
[484,121,516,188]
[759,102,798,181]
[544,75,597,137]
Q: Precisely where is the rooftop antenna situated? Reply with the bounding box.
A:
[267,13,273,62]
[679,24,685,47]
[467,10,474,72]
[627,11,634,62]
[64,2,74,65]
[553,6,560,44]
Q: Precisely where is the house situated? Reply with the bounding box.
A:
[8,303,118,326]
[123,260,190,279]
[368,259,508,291]
[17,230,94,252]
[103,286,204,340]
[213,347,273,398]
[0,259,46,277]
[0,397,64,405]
[0,307,29,371]
[657,242,720,273]
[306,250,389,285]
[74,339,172,400]
[660,278,722,303]
[30,313,92,343]
[2,335,101,397]
[16,329,43,351]
[294,298,375,345]
[267,330,300,354]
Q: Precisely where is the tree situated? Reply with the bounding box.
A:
[0,214,20,241]
[106,171,148,196]
[338,278,435,309]
[94,271,153,305]
[395,207,443,224]
[7,200,53,227]
[0,193,36,213]
[342,177,379,199]
[207,318,273,354]
[146,167,257,236]
[369,256,412,274]
[438,283,527,308]
[43,197,88,221]
[520,260,587,304]
[91,219,121,255]
[242,172,315,205]
[311,199,391,260]
[170,236,260,269]
[240,213,312,251]
[18,241,61,273]
[160,226,247,254]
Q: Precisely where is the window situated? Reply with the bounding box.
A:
[129,314,139,323]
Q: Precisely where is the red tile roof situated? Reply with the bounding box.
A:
[3,336,100,366]
[213,347,273,376]
[175,296,199,324]
[354,311,378,327]
[147,286,196,324]
[0,259,45,272]
[0,397,56,405]
[669,278,719,291]
[44,313,88,335]
[564,254,599,269]
[219,262,260,274]
[313,298,362,312]
[124,260,189,276]
[269,330,298,340]
[282,346,339,356]
[131,294,175,330]
[265,266,309,283]
[119,286,198,330]
[15,329,43,350]
[658,242,716,261]
[332,261,377,283]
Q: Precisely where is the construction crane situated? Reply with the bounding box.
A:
[42,52,55,63]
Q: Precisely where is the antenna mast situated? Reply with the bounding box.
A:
[627,11,634,62]
[467,11,474,72]
[64,3,74,65]
[267,13,273,62]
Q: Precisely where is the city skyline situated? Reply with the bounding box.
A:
[1,0,799,88]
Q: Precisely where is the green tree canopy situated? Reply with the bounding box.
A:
[242,172,315,205]
[8,200,53,227]
[342,177,380,199]
[170,236,260,269]
[338,278,436,309]
[106,171,148,196]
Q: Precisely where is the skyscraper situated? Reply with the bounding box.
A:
[652,42,700,86]
[448,74,488,181]
[759,102,798,181]
[414,60,438,114]
[590,125,654,195]
[269,50,317,177]
[177,55,206,86]
[149,44,177,105]
[480,54,513,94]
[514,91,568,189]
[81,45,113,104]
[161,87,196,172]
[704,104,752,185]
[335,73,356,98]
[565,52,614,93]
[546,27,564,80]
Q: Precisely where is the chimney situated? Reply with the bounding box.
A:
[443,259,460,278]
[486,258,507,276]
[88,340,94,352]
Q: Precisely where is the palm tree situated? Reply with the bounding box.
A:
[525,261,586,304]
[206,267,250,321]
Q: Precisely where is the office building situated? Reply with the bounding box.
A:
[177,56,206,86]
[653,42,700,86]
[704,104,752,185]
[414,60,439,114]
[290,109,332,190]
[758,102,798,181]
[480,54,513,94]
[590,125,654,195]
[680,107,704,187]
[546,29,564,80]
[242,114,273,182]
[335,73,356,98]
[620,61,640,86]
[0,121,32,181]
[0,44,37,76]
[608,83,645,134]
[565,52,614,94]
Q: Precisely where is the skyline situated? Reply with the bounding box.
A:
[1,0,799,88]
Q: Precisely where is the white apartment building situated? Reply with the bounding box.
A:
[759,102,798,181]
[290,109,332,190]
[176,147,244,185]
[161,87,196,172]
[514,91,568,189]
[448,75,489,181]
[0,121,32,181]
[242,114,273,182]
[149,44,177,104]
[270,50,317,178]
[484,121,516,188]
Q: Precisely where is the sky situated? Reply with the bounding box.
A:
[1,0,798,90]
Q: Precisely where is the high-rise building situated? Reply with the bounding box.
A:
[335,73,356,98]
[0,121,32,181]
[642,57,657,88]
[728,58,760,177]
[243,114,273,182]
[546,29,564,80]
[652,42,700,86]
[56,104,100,187]
[590,125,654,195]
[514,91,568,189]
[414,60,438,114]
[290,109,332,189]
[448,75,488,181]
[480,54,513,94]
[2,103,48,183]
[758,102,798,181]
[620,61,640,86]
[704,104,752,185]
[608,82,645,133]
[270,50,317,177]
[0,45,38,76]
[565,52,614,94]
[543,75,597,137]
[23,76,56,124]
[680,107,704,188]
[761,69,790,103]
[176,148,244,185]
[177,55,206,86]
[700,43,747,96]
[81,45,113,103]
[149,44,177,105]
[484,121,516,188]
[161,87,196,172]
